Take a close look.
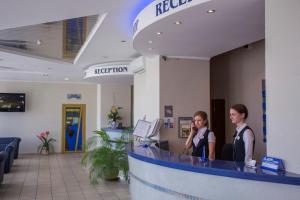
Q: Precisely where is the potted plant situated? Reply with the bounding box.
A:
[36,131,56,154]
[107,106,122,129]
[81,129,129,184]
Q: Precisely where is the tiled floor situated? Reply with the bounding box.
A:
[0,154,130,200]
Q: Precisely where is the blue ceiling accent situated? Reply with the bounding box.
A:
[126,0,155,36]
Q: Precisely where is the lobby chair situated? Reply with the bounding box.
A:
[0,137,21,159]
[0,151,8,184]
[0,142,16,173]
[221,144,234,161]
[155,140,169,151]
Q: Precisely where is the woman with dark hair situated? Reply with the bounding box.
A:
[230,104,255,162]
[185,111,216,160]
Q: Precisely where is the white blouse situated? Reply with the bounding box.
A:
[193,127,216,146]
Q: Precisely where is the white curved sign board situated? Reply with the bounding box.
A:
[84,63,132,79]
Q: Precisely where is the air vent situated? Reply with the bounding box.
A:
[0,39,27,50]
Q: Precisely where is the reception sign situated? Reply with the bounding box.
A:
[133,0,206,38]
[84,63,132,79]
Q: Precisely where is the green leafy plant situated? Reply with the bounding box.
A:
[81,129,129,184]
[36,131,56,153]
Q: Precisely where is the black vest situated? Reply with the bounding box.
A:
[192,129,210,158]
[233,126,255,162]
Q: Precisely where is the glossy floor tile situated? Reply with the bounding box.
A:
[0,154,130,200]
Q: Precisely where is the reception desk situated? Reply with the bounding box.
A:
[127,144,300,200]
[103,128,125,139]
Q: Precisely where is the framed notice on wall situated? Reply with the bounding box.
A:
[178,117,193,138]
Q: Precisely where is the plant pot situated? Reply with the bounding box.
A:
[104,167,119,181]
[110,121,117,129]
[41,147,49,155]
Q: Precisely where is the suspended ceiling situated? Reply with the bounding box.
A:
[0,0,264,84]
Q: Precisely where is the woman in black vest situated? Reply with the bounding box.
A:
[185,111,216,160]
[230,104,255,162]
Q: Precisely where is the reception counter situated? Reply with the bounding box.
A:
[127,144,300,200]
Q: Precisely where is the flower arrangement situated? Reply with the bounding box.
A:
[107,106,122,122]
[37,131,56,154]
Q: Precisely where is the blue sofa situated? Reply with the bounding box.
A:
[0,137,21,159]
[0,142,16,173]
[0,151,8,184]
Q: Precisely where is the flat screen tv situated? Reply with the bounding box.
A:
[0,93,25,112]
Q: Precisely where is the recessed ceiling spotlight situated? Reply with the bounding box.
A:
[207,9,216,14]
[121,40,126,43]
[156,32,162,36]
[36,39,42,45]
[148,40,153,44]
[174,21,182,25]
[148,48,152,51]
[64,77,69,81]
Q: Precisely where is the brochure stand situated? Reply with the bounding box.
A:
[133,119,161,148]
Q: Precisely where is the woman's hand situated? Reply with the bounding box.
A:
[190,122,197,136]
[185,123,197,149]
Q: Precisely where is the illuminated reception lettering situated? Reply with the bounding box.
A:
[94,66,128,75]
[170,0,178,9]
[156,0,192,16]
[83,63,132,79]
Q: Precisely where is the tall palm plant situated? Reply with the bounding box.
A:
[81,130,129,184]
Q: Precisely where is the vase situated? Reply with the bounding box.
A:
[41,147,49,155]
[110,121,117,129]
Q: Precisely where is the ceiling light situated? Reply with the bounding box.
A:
[64,77,69,81]
[148,48,152,51]
[174,21,182,25]
[121,40,126,43]
[156,32,162,36]
[148,40,153,44]
[207,9,216,14]
[36,39,42,45]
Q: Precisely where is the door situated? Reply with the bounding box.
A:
[62,104,86,153]
[211,99,226,159]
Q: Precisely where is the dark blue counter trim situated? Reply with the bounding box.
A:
[127,146,300,186]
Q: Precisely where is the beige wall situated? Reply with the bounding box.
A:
[159,57,210,153]
[211,40,266,160]
[266,0,300,173]
[100,84,132,128]
[0,81,97,153]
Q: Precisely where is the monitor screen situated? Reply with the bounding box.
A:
[0,93,26,112]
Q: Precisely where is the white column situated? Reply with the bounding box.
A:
[134,55,160,124]
[96,84,101,130]
[266,0,300,173]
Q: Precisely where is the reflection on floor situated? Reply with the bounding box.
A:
[0,154,130,200]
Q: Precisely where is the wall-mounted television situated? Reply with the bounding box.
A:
[0,93,25,112]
